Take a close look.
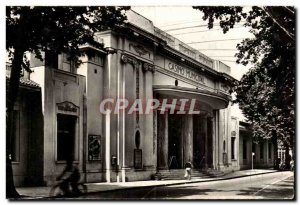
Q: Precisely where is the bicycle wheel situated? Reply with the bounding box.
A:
[49,184,63,197]
[77,183,87,195]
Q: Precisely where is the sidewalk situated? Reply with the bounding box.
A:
[16,169,277,199]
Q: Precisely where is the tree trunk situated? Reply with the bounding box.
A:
[6,48,24,198]
[284,142,291,170]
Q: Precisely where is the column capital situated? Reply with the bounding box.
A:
[121,53,139,69]
[142,62,155,73]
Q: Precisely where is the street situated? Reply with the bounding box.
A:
[79,171,294,200]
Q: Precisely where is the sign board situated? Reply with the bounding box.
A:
[165,59,205,85]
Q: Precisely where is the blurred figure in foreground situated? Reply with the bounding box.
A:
[56,156,80,196]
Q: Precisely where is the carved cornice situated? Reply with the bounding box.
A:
[142,62,155,73]
[121,54,139,68]
[129,43,150,58]
[57,101,79,113]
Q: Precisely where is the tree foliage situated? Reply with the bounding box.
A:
[6,6,129,68]
[6,6,129,198]
[193,6,295,149]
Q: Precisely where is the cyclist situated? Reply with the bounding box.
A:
[56,157,80,196]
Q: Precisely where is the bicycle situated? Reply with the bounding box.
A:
[49,179,87,197]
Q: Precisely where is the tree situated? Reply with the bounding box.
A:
[6,6,129,198]
[193,6,295,167]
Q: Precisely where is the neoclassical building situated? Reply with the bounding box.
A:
[9,10,275,186]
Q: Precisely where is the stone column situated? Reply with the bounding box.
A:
[213,110,218,169]
[142,63,155,170]
[120,54,139,182]
[157,112,168,169]
[153,110,157,170]
[104,52,113,183]
[218,109,224,169]
[207,116,214,168]
[200,114,208,168]
[183,114,193,165]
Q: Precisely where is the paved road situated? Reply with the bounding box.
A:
[79,171,294,200]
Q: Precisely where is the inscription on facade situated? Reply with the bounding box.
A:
[167,61,205,84]
[179,44,196,59]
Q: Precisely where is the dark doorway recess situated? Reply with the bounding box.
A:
[57,114,76,161]
[168,114,183,169]
[193,115,205,169]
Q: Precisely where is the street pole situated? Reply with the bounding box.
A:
[121,54,126,183]
[252,152,255,170]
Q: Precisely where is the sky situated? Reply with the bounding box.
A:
[131,6,250,121]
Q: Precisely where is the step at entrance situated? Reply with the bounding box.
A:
[158,169,210,180]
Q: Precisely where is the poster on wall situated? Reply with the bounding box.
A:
[88,135,101,161]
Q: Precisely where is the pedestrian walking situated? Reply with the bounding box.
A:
[184,159,193,180]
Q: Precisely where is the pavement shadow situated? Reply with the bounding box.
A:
[82,177,295,200]
[236,176,294,199]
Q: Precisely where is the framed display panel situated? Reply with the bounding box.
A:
[88,135,101,161]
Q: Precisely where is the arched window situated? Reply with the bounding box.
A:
[135,130,141,149]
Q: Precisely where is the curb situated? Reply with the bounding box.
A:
[51,170,278,198]
[84,170,279,195]
[19,170,279,199]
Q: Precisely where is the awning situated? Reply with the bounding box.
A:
[153,85,231,110]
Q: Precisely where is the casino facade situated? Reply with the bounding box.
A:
[8,10,274,186]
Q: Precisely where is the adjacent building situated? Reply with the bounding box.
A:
[238,121,274,170]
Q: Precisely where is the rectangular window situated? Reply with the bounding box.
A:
[243,139,247,159]
[268,143,272,159]
[260,143,264,159]
[60,53,75,73]
[10,110,20,162]
[231,137,236,159]
[57,114,77,161]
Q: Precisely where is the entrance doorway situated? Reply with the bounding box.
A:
[192,114,213,169]
[207,118,213,167]
[193,115,205,169]
[168,114,183,169]
[57,114,77,161]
